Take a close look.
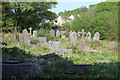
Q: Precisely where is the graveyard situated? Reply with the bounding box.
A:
[1,1,119,79]
[1,28,119,79]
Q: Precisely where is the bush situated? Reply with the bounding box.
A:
[36,28,56,41]
[30,38,39,44]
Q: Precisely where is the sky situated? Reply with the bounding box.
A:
[50,0,107,15]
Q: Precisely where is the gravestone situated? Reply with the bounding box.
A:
[93,32,100,41]
[86,32,91,41]
[59,49,72,53]
[61,35,66,39]
[50,29,55,36]
[81,29,86,39]
[108,42,116,48]
[48,41,60,53]
[70,32,77,46]
[69,31,72,36]
[33,30,37,37]
[48,41,53,49]
[98,60,110,63]
[19,29,30,43]
[79,40,88,51]
[77,31,82,37]
[38,37,47,43]
[56,30,61,37]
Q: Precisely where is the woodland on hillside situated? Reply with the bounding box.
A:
[59,2,118,40]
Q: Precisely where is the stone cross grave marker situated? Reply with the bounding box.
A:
[28,27,32,35]
[93,32,100,41]
[81,29,86,39]
[38,37,47,43]
[50,29,55,36]
[86,32,91,41]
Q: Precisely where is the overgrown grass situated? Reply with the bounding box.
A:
[2,32,119,79]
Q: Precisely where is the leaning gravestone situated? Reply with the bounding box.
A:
[70,32,77,46]
[33,30,37,37]
[56,30,61,37]
[38,37,47,43]
[93,32,100,41]
[86,32,91,41]
[50,29,55,36]
[19,29,30,43]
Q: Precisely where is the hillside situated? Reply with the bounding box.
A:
[58,2,118,40]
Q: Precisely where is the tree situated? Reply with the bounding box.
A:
[2,1,57,32]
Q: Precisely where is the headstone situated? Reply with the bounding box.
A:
[86,32,91,41]
[81,29,86,39]
[70,32,77,46]
[19,29,30,43]
[61,35,66,39]
[38,37,47,43]
[79,40,88,51]
[50,29,55,36]
[108,42,116,48]
[93,32,100,41]
[69,31,72,36]
[33,30,37,37]
[56,30,61,37]
[48,41,53,49]
[59,49,72,53]
[48,41,60,52]
[98,60,110,63]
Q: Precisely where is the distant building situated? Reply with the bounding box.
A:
[54,15,76,26]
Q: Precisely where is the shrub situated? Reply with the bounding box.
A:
[30,38,39,44]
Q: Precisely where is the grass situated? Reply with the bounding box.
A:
[1,32,119,79]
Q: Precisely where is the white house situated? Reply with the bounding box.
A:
[54,15,75,26]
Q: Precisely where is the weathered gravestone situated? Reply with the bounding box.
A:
[50,29,55,36]
[79,40,88,51]
[19,29,30,43]
[70,32,77,46]
[38,37,47,43]
[33,30,37,37]
[61,35,66,39]
[77,31,82,37]
[48,41,60,53]
[86,32,91,41]
[93,32,100,41]
[108,42,117,48]
[69,31,72,36]
[56,30,61,37]
[59,49,72,54]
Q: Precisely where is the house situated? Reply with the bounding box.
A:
[54,15,75,26]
